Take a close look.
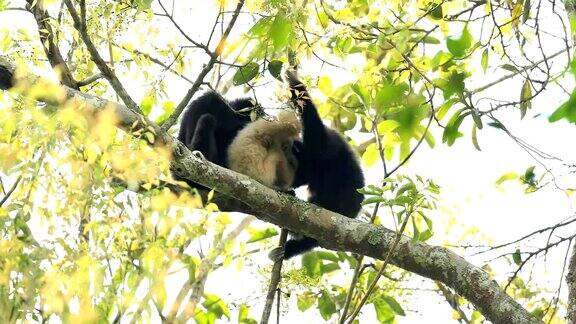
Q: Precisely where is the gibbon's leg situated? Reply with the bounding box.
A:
[283,237,319,259]
[190,114,219,163]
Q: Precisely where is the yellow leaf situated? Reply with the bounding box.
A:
[362,143,378,167]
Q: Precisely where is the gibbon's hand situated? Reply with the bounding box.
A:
[268,246,285,262]
[285,69,307,114]
[191,150,206,160]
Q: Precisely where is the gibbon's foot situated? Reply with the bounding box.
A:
[191,150,205,159]
[268,246,285,262]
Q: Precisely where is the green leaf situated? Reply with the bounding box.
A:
[430,3,443,19]
[441,72,466,100]
[481,49,489,73]
[513,249,522,265]
[202,293,230,320]
[316,251,339,262]
[133,0,153,10]
[549,88,576,123]
[248,17,272,37]
[321,262,340,273]
[351,83,371,108]
[377,120,400,134]
[446,26,472,58]
[501,64,519,72]
[362,197,387,205]
[421,36,441,44]
[436,98,458,120]
[270,16,292,51]
[233,62,259,85]
[442,108,469,145]
[519,79,532,119]
[317,291,337,321]
[361,143,379,167]
[246,227,278,243]
[297,292,316,312]
[523,166,536,183]
[238,304,257,324]
[375,82,408,112]
[523,0,531,22]
[383,296,405,316]
[301,252,322,277]
[140,94,155,116]
[268,60,283,80]
[373,298,395,323]
[495,172,518,185]
[471,124,481,151]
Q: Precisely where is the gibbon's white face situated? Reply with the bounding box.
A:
[227,110,301,191]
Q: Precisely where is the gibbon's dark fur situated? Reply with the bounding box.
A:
[0,65,14,90]
[275,71,365,260]
[176,91,255,189]
[227,110,301,191]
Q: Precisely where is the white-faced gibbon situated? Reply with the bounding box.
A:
[269,71,365,260]
[176,91,300,193]
[227,111,301,191]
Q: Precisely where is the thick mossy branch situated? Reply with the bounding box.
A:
[0,57,540,324]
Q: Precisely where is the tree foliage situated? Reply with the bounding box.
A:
[0,0,574,323]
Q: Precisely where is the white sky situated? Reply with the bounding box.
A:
[1,0,575,323]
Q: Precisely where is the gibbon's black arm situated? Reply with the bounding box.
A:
[277,72,365,260]
[287,74,328,156]
[0,65,14,90]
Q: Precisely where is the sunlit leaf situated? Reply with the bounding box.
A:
[233,62,259,85]
[317,291,337,320]
[247,227,278,243]
[519,79,532,119]
[446,26,472,58]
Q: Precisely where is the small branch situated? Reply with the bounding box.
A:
[470,47,569,95]
[63,0,141,114]
[160,0,245,131]
[168,216,255,321]
[26,0,78,89]
[436,281,471,324]
[76,73,103,87]
[0,177,22,207]
[567,242,576,323]
[345,210,412,324]
[260,229,288,324]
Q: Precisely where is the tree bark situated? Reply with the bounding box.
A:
[0,57,541,324]
[567,244,576,324]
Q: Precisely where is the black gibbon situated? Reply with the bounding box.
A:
[227,111,301,191]
[270,71,365,260]
[176,91,300,193]
[176,91,255,189]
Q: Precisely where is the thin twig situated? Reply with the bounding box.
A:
[260,229,288,324]
[0,177,21,207]
[345,211,412,323]
[160,0,245,131]
[63,0,141,113]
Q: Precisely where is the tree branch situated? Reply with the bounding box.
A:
[63,0,141,114]
[26,0,78,89]
[566,244,576,323]
[168,216,255,321]
[0,57,540,324]
[160,0,245,131]
[260,229,288,324]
